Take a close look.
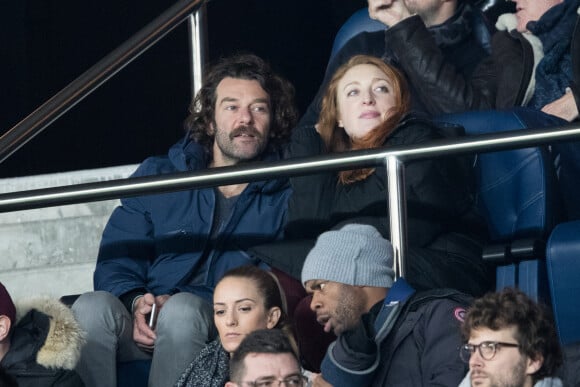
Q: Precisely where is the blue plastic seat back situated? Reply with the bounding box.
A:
[546,220,580,346]
[329,8,384,60]
[117,359,151,387]
[437,110,559,242]
[436,109,560,305]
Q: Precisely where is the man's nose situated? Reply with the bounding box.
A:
[238,107,253,124]
[310,293,321,312]
[469,349,484,369]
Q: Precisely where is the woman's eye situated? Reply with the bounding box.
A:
[239,306,252,312]
[214,310,225,316]
[375,85,389,93]
[346,89,359,97]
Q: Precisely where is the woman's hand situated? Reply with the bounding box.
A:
[542,88,579,122]
[368,0,413,28]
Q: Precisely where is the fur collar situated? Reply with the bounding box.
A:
[495,13,545,105]
[14,297,85,370]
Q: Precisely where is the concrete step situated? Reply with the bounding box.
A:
[0,165,137,300]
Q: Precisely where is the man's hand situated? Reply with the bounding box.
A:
[154,294,170,309]
[542,89,579,122]
[312,373,333,387]
[133,293,168,351]
[368,0,413,27]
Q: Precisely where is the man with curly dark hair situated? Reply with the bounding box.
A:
[459,288,563,387]
[72,53,298,387]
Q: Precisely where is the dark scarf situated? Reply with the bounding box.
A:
[527,1,579,109]
[173,339,230,387]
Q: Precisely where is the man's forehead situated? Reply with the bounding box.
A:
[305,279,335,291]
[470,326,519,342]
[242,352,300,379]
[215,77,269,101]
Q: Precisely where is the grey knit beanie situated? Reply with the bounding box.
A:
[301,223,395,288]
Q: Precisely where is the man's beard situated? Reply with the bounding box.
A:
[332,285,366,335]
[475,356,528,387]
[214,124,268,164]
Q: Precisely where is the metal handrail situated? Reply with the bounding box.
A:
[1,123,579,213]
[2,122,579,278]
[0,0,207,165]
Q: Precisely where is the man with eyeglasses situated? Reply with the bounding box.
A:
[458,288,563,387]
[226,329,309,387]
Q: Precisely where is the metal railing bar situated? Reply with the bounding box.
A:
[1,123,579,213]
[187,3,208,98]
[386,156,407,278]
[0,0,206,165]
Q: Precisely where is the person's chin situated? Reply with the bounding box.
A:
[236,145,265,160]
[332,323,346,336]
[222,336,243,353]
[470,373,488,387]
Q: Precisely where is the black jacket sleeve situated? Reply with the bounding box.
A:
[385,16,499,114]
[285,124,336,238]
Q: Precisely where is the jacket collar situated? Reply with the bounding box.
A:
[167,134,289,195]
[2,297,83,370]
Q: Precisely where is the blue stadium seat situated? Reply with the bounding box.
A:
[329,8,384,60]
[117,360,151,387]
[436,109,561,306]
[546,220,580,346]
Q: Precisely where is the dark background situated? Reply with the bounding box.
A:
[0,0,367,178]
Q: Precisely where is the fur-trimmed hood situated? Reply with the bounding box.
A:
[11,297,85,370]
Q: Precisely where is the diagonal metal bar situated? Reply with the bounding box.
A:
[0,0,206,165]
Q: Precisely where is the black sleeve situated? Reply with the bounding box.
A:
[285,124,335,238]
[385,16,498,114]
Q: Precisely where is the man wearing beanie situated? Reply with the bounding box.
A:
[0,282,85,386]
[302,224,472,387]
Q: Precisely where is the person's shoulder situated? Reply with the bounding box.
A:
[409,288,473,315]
[389,112,443,144]
[12,297,84,371]
[132,135,207,177]
[133,155,177,177]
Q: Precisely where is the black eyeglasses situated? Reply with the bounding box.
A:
[242,374,308,387]
[459,341,520,362]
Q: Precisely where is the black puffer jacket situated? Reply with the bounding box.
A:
[286,114,477,244]
[297,1,492,127]
[385,5,580,114]
[253,114,491,296]
[0,298,85,387]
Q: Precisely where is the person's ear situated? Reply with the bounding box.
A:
[526,353,544,375]
[0,316,12,341]
[266,306,282,329]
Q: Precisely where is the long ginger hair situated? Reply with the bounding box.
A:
[317,55,410,184]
